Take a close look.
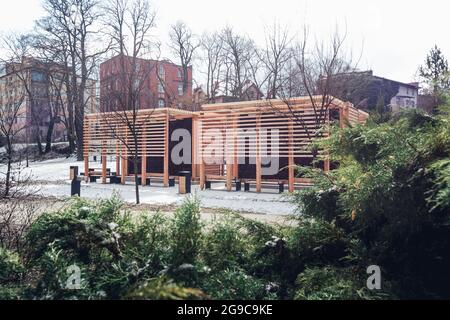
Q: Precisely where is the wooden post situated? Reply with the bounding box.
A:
[324,107,331,172]
[226,160,233,191]
[233,115,238,180]
[121,129,128,184]
[288,119,294,192]
[199,119,205,190]
[256,113,261,193]
[84,156,89,183]
[226,116,232,191]
[163,109,169,187]
[115,139,120,176]
[191,116,198,180]
[101,140,107,184]
[141,124,147,186]
[84,120,90,182]
[200,160,205,190]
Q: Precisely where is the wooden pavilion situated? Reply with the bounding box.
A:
[83,96,368,192]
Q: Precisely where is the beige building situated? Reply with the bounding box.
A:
[0,57,97,143]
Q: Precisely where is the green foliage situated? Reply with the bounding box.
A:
[26,196,123,264]
[287,218,348,268]
[170,196,202,267]
[202,268,275,300]
[127,276,206,300]
[291,107,450,299]
[0,247,24,283]
[22,195,182,299]
[419,45,450,101]
[295,267,381,300]
[202,213,252,270]
[6,109,450,303]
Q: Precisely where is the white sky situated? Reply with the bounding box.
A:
[1,0,449,84]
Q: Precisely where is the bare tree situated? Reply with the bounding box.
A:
[101,0,157,204]
[0,73,28,198]
[33,20,78,154]
[39,0,107,161]
[199,31,224,102]
[259,23,292,99]
[221,28,255,100]
[272,27,362,165]
[168,21,198,98]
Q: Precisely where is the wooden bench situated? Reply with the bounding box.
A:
[147,176,175,187]
[240,180,286,193]
[87,168,112,182]
[123,175,175,187]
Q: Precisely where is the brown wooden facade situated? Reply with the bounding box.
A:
[83,96,368,192]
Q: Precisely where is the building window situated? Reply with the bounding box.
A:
[158,99,165,108]
[178,83,183,96]
[133,79,140,90]
[158,81,164,94]
[177,69,182,78]
[31,71,45,82]
[158,65,165,76]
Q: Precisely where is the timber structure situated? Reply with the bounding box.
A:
[83,96,369,192]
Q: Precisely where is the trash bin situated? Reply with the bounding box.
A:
[71,179,81,196]
[235,180,242,191]
[178,171,191,194]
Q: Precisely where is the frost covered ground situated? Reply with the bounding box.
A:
[1,157,297,216]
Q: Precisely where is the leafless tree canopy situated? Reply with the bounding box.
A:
[169,21,199,94]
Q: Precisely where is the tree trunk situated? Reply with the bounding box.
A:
[3,137,13,198]
[35,128,44,155]
[133,152,140,204]
[44,117,55,153]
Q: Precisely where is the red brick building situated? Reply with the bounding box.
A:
[99,55,193,111]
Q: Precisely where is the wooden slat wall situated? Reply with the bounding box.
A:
[83,108,194,158]
[83,97,369,191]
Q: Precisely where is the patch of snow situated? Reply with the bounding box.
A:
[1,157,297,215]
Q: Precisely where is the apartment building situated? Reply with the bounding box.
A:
[0,57,97,143]
[99,55,193,112]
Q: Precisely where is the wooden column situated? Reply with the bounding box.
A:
[121,130,128,184]
[256,113,262,193]
[84,156,89,183]
[141,124,147,186]
[200,160,205,190]
[226,116,233,191]
[101,140,107,184]
[199,119,205,190]
[115,139,120,176]
[324,107,331,172]
[226,160,233,191]
[163,109,169,187]
[191,116,198,180]
[84,121,89,182]
[288,119,295,192]
[339,107,344,129]
[233,115,238,180]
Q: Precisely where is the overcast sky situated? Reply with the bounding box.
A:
[0,0,449,84]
